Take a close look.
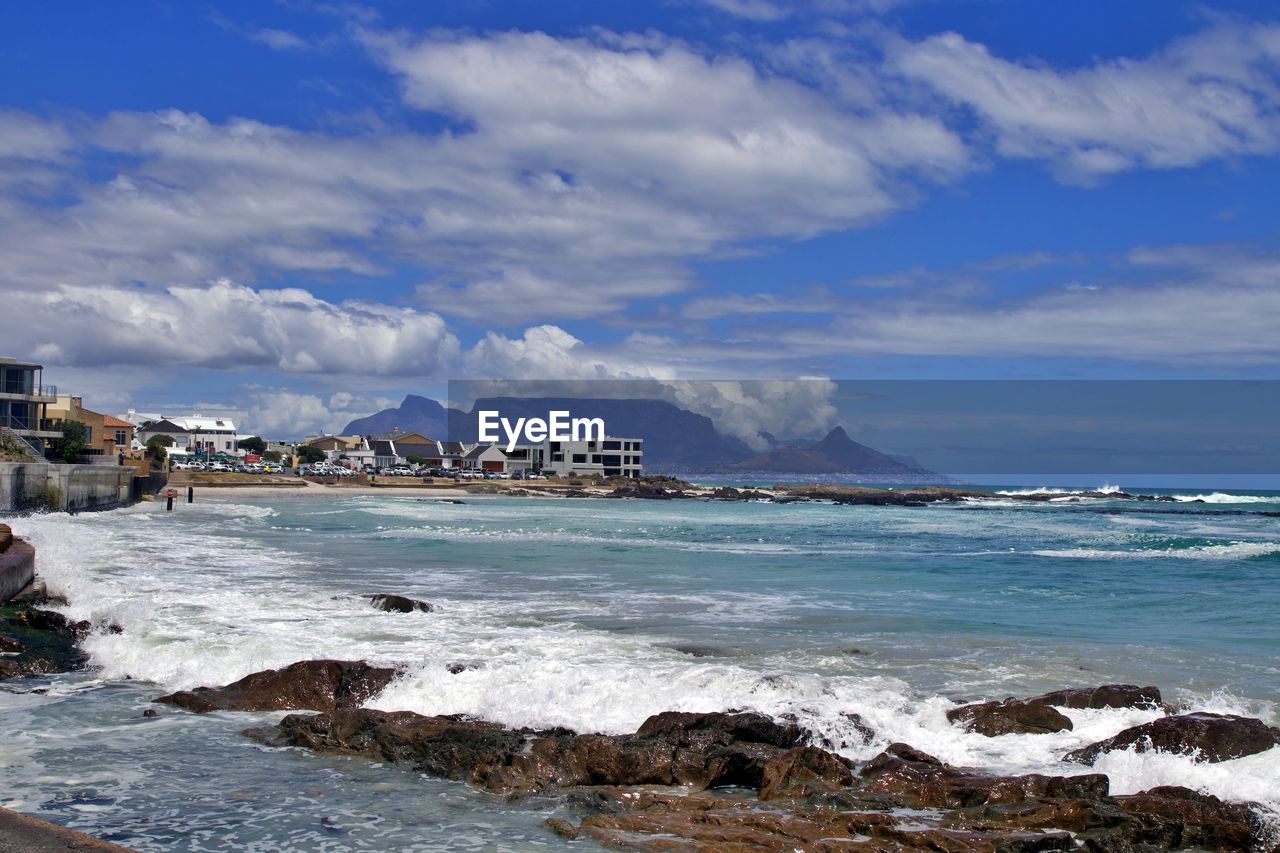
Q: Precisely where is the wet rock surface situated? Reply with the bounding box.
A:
[947,698,1075,736]
[947,684,1163,737]
[606,482,690,499]
[156,665,1278,850]
[155,659,397,713]
[238,702,1275,850]
[0,595,90,679]
[1066,712,1280,764]
[369,594,433,613]
[1033,683,1162,710]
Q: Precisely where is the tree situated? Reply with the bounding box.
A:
[50,420,88,463]
[405,454,427,466]
[144,435,173,469]
[263,450,282,463]
[237,436,267,454]
[139,420,156,430]
[296,445,325,465]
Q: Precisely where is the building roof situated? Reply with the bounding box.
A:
[143,419,189,434]
[101,414,135,429]
[437,441,467,455]
[172,416,237,432]
[464,443,505,460]
[388,432,436,444]
[372,439,397,456]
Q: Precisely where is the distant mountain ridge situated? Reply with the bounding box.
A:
[343,395,449,438]
[718,426,944,480]
[343,396,945,480]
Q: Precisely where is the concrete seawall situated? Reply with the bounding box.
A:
[0,462,137,513]
[0,535,35,602]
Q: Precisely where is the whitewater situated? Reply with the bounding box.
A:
[2,489,1278,849]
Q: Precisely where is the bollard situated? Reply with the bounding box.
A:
[188,486,194,504]
[166,494,174,511]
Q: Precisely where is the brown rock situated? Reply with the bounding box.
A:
[369,594,433,613]
[633,710,802,750]
[759,746,854,800]
[156,659,397,713]
[1112,785,1266,851]
[858,743,1108,810]
[543,817,578,840]
[1065,712,1280,764]
[1032,684,1162,710]
[947,698,1074,736]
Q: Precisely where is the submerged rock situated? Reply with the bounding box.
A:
[1066,712,1280,764]
[1032,683,1162,710]
[606,483,689,500]
[246,707,805,795]
[369,594,433,613]
[240,703,1277,850]
[156,659,397,714]
[947,698,1074,736]
[947,684,1164,737]
[0,601,90,679]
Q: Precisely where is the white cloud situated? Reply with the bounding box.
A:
[698,0,792,22]
[891,23,1280,182]
[5,279,460,377]
[242,388,397,437]
[463,326,676,380]
[249,28,310,51]
[727,243,1280,364]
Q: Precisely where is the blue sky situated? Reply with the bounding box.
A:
[2,0,1280,438]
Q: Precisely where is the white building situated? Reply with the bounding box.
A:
[137,415,246,458]
[508,436,643,478]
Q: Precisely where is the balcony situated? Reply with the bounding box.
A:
[0,382,56,403]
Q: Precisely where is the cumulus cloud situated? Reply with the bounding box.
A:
[463,326,676,380]
[242,388,397,437]
[723,243,1280,365]
[890,23,1280,182]
[5,279,460,377]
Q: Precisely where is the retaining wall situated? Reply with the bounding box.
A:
[0,462,137,513]
[0,523,35,602]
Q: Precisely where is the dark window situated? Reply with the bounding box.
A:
[602,454,621,466]
[591,454,601,464]
[603,440,621,450]
[572,453,587,464]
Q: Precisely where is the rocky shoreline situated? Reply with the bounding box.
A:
[5,538,1279,850]
[138,655,1280,851]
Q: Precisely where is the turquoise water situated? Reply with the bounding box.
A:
[2,487,1278,848]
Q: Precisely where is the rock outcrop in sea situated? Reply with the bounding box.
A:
[153,662,1280,850]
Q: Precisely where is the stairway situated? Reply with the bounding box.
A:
[0,426,45,461]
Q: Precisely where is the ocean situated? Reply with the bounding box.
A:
[2,487,1278,849]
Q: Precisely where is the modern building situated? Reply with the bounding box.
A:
[508,436,643,478]
[0,356,60,450]
[137,415,243,458]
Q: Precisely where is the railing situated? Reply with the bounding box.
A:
[0,382,55,398]
[0,426,45,460]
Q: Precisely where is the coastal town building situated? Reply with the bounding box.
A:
[507,436,644,478]
[45,395,136,463]
[137,416,245,459]
[0,356,60,450]
[462,443,507,473]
